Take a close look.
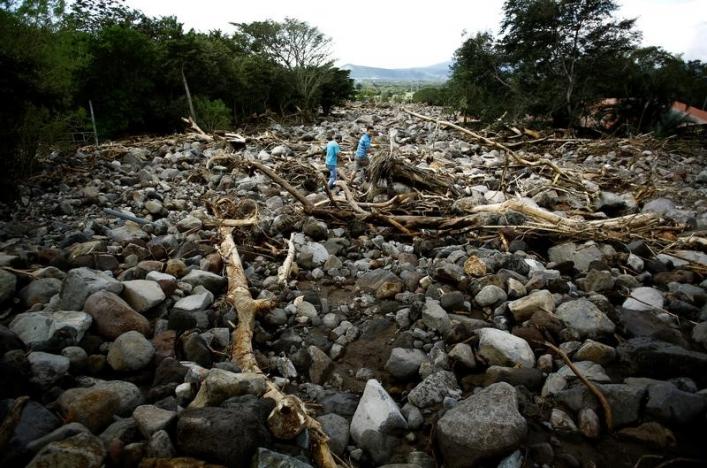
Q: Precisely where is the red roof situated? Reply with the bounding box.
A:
[672,101,707,125]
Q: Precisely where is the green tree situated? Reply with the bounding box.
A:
[449,32,513,120]
[500,0,638,126]
[233,18,336,118]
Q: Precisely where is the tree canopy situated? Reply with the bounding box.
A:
[0,1,354,195]
[416,0,706,133]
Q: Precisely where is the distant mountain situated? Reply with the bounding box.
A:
[340,61,451,82]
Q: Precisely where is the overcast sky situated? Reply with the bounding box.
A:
[124,0,706,68]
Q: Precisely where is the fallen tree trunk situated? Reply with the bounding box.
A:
[219,226,336,468]
[467,198,660,232]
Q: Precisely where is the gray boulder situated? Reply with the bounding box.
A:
[59,267,123,311]
[477,328,534,368]
[408,371,460,408]
[422,299,451,336]
[556,299,615,338]
[385,348,427,380]
[622,287,664,312]
[0,269,17,304]
[121,280,166,313]
[26,433,105,468]
[107,331,155,371]
[181,270,227,293]
[350,379,407,444]
[508,290,554,321]
[436,382,527,467]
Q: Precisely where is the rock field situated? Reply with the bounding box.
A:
[0,104,706,467]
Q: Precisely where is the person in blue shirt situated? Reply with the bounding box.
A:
[325,132,341,189]
[352,126,373,181]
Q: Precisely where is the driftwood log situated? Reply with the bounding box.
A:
[218,226,336,468]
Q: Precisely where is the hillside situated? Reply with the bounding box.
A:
[341,61,451,82]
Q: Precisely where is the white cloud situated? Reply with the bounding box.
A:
[123,0,706,67]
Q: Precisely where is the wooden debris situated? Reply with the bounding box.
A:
[218,225,336,468]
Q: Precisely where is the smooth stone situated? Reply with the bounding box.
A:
[477,328,534,368]
[107,331,155,371]
[83,290,150,340]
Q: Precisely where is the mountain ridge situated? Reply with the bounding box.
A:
[340,61,451,82]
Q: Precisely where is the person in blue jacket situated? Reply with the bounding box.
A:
[352,126,373,181]
[325,131,341,189]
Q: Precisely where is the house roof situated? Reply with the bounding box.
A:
[671,101,707,125]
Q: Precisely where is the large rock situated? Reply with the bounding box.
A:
[422,299,452,336]
[26,433,105,468]
[385,348,427,380]
[133,405,177,438]
[83,291,150,340]
[57,387,122,432]
[92,379,144,415]
[474,285,507,307]
[477,328,534,368]
[297,242,330,268]
[308,345,333,385]
[556,299,615,338]
[176,407,271,467]
[19,278,62,306]
[622,287,664,312]
[59,267,123,311]
[107,331,155,371]
[350,379,407,444]
[181,270,227,294]
[0,269,17,304]
[28,351,70,386]
[618,337,707,385]
[173,293,213,313]
[9,310,92,347]
[4,399,61,453]
[189,369,267,408]
[407,371,460,408]
[356,269,404,296]
[645,383,707,424]
[548,242,603,273]
[317,413,350,455]
[108,223,150,244]
[554,383,645,427]
[508,290,554,321]
[436,382,527,467]
[121,280,166,313]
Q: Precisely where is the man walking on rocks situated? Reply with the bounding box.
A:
[325,131,341,189]
[351,125,373,182]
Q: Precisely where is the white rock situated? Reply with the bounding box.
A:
[622,287,664,312]
[121,280,166,313]
[477,328,534,368]
[350,379,407,444]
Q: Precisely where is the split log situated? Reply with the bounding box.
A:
[219,226,335,468]
[467,198,659,232]
[278,232,296,286]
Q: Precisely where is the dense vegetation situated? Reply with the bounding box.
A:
[0,0,354,193]
[416,0,707,133]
